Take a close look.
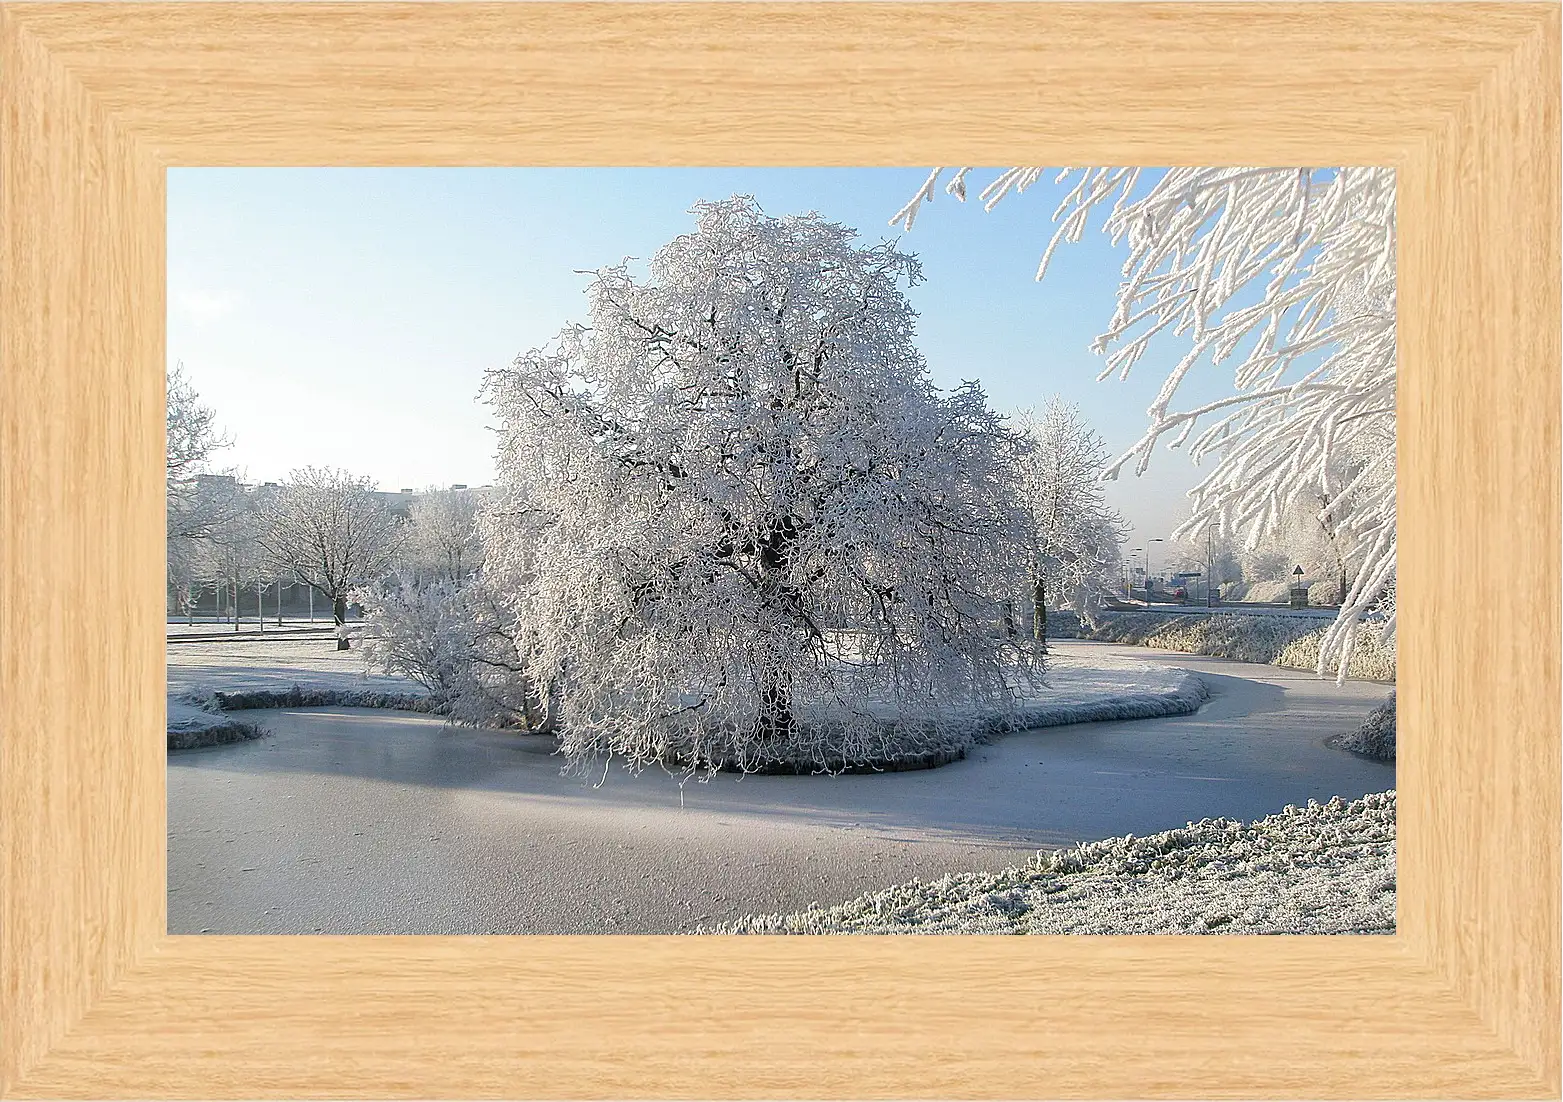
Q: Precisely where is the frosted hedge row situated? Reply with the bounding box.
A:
[1088,611,1396,682]
[167,685,434,750]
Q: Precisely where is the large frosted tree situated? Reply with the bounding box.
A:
[483,197,1036,773]
[893,168,1396,676]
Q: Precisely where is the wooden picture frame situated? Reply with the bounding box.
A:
[2,3,1557,1097]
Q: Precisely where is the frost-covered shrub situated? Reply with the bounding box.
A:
[1307,580,1341,606]
[1091,612,1314,663]
[1334,693,1395,761]
[1042,610,1088,639]
[1219,580,1292,604]
[353,577,545,730]
[208,685,435,713]
[1152,615,1309,664]
[1274,629,1396,683]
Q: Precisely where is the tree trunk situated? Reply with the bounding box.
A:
[753,514,803,749]
[757,666,794,748]
[334,593,350,650]
[1032,574,1047,644]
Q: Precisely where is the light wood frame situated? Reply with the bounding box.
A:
[1,3,1557,1097]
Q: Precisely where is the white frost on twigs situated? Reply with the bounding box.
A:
[483,197,1043,776]
[893,168,1397,680]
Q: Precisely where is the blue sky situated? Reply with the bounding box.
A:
[168,167,1227,543]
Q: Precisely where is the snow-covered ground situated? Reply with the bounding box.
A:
[719,791,1395,935]
[168,636,419,698]
[168,641,1392,934]
[167,617,344,636]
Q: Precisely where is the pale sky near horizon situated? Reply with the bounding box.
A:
[168,167,1231,548]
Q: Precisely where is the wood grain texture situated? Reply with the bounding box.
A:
[0,3,1556,1098]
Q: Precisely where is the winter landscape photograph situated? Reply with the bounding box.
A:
[167,167,1397,935]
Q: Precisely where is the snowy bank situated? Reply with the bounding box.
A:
[704,658,1206,774]
[168,686,435,751]
[167,698,267,750]
[1089,611,1395,682]
[168,637,428,750]
[717,790,1396,935]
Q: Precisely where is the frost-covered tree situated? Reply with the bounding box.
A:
[403,487,485,585]
[892,167,1396,676]
[166,361,226,488]
[483,197,1037,774]
[1168,530,1244,600]
[166,363,241,543]
[1013,398,1127,638]
[259,467,402,649]
[195,506,268,629]
[166,362,246,619]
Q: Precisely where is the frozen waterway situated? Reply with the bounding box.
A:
[167,640,1393,934]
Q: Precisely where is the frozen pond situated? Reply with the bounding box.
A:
[168,641,1393,934]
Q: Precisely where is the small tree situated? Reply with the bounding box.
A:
[483,197,1036,773]
[404,487,485,585]
[259,467,402,649]
[195,507,267,629]
[1013,399,1128,640]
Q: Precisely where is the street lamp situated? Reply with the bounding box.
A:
[1147,538,1164,605]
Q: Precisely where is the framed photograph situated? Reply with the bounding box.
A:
[2,3,1557,1098]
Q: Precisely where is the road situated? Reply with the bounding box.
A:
[168,641,1394,934]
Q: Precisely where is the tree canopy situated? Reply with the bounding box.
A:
[482,197,1038,773]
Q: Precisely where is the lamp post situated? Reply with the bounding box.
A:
[1206,531,1218,607]
[1147,538,1164,605]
